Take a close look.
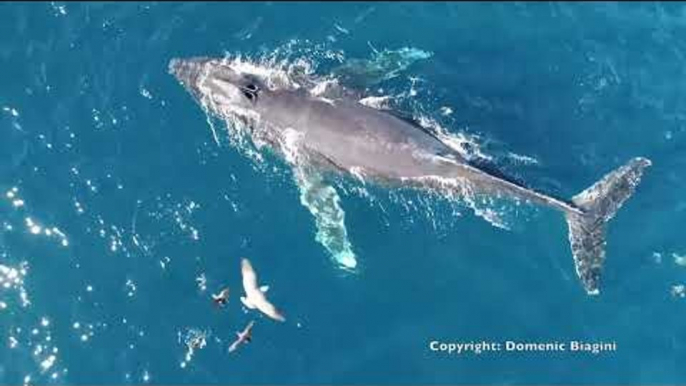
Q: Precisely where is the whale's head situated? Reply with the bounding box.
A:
[169,57,267,120]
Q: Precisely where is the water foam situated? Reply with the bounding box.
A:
[402,175,512,230]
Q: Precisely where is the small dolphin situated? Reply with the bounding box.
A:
[228,320,255,353]
[212,287,230,307]
[240,258,286,322]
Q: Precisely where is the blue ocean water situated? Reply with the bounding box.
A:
[1,1,685,384]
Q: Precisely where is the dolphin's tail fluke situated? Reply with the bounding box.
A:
[564,157,651,295]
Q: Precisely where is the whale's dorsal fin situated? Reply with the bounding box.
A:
[386,110,448,142]
[385,110,469,162]
[390,108,530,189]
[467,157,531,190]
[387,106,531,190]
[386,109,424,128]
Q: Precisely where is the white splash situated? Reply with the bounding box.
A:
[39,355,56,372]
[140,88,153,99]
[179,328,209,369]
[402,174,511,230]
[9,336,19,349]
[195,274,207,292]
[359,95,392,109]
[673,253,686,267]
[507,152,540,166]
[280,128,304,165]
[652,251,663,264]
[309,78,340,97]
[333,24,349,35]
[49,2,67,16]
[3,188,69,247]
[317,97,335,106]
[416,115,493,162]
[0,261,30,307]
[219,54,304,90]
[2,106,20,117]
[125,279,137,297]
[440,106,453,116]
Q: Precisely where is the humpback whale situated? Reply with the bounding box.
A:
[169,57,651,295]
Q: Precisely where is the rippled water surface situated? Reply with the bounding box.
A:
[0,2,685,385]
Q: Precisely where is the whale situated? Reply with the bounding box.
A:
[168,57,651,295]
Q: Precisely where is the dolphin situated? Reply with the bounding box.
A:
[168,57,651,295]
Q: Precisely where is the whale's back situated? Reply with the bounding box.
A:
[260,91,464,178]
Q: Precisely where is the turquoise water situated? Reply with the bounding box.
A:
[1,2,685,384]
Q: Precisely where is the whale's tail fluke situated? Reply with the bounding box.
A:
[564,157,652,295]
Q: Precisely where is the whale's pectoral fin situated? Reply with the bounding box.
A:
[293,167,358,271]
[565,157,651,295]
